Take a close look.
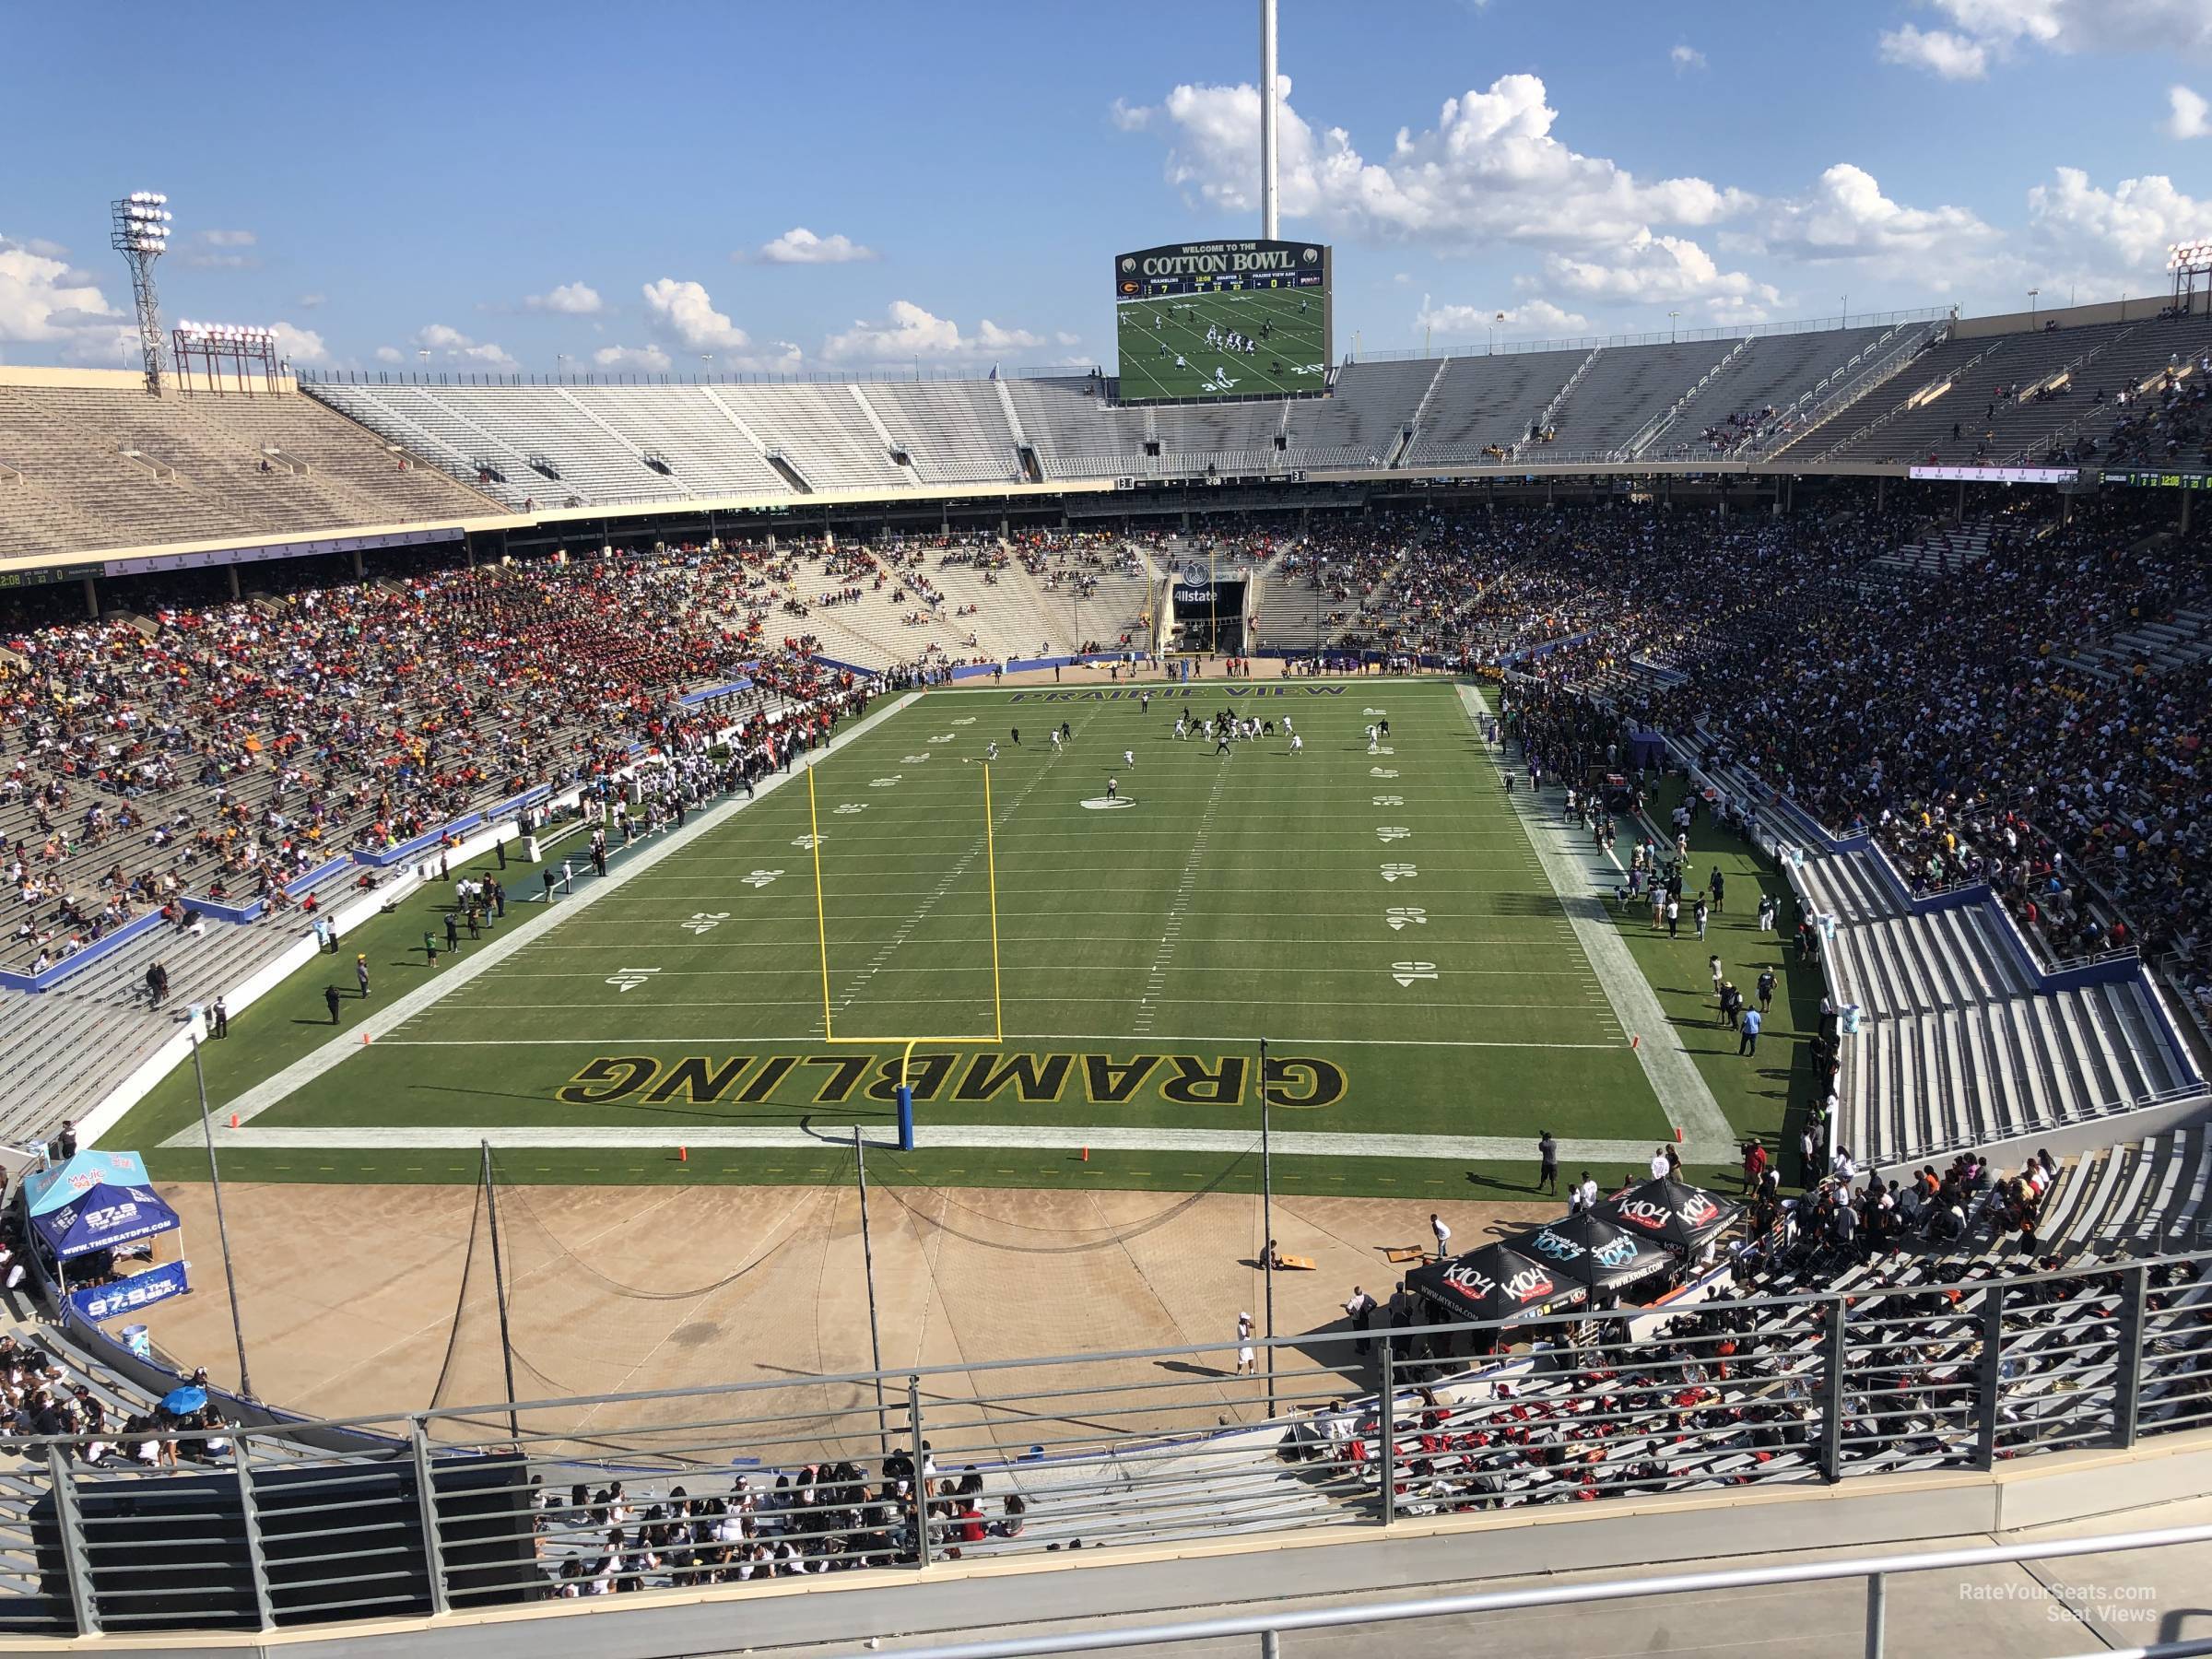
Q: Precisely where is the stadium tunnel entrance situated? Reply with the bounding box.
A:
[1170,577,1247,653]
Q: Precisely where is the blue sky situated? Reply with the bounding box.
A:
[3,0,2207,375]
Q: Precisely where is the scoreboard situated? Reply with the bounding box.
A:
[2100,467,2212,489]
[1112,239,1333,405]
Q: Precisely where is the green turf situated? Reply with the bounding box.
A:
[120,680,1691,1187]
[1114,287,1328,401]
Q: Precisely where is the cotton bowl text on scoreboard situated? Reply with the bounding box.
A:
[1115,240,1330,300]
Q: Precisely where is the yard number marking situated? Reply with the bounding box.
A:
[679,912,730,935]
[1385,907,1428,930]
[742,868,785,888]
[606,967,662,993]
[1380,863,1418,883]
[1372,794,1404,806]
[792,834,825,850]
[901,753,933,764]
[833,803,868,815]
[1375,826,1411,843]
[1391,961,1440,987]
[870,776,902,788]
[1370,768,1399,779]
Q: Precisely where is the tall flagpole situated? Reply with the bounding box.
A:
[191,1031,254,1401]
[1259,0,1280,241]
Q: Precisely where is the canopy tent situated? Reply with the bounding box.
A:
[19,1149,182,1262]
[1406,1242,1587,1326]
[1514,1210,1672,1293]
[1594,1177,1741,1253]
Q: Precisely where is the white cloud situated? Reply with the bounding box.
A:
[524,281,603,314]
[1756,163,1998,269]
[1543,229,1782,315]
[269,321,328,365]
[2027,166,2211,273]
[753,228,877,265]
[822,300,1043,365]
[1418,295,1591,336]
[374,346,405,364]
[200,229,257,248]
[297,291,326,309]
[1670,44,1707,71]
[1108,97,1152,132]
[1878,24,1989,79]
[641,277,751,350]
[1138,72,1754,252]
[593,344,671,371]
[1881,2,2212,76]
[2167,84,2210,138]
[411,323,517,370]
[0,234,132,361]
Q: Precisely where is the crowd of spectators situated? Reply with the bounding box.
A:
[1,543,866,973]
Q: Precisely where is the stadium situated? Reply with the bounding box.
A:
[3,3,2212,1653]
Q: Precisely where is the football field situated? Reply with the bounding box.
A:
[1114,287,1327,401]
[128,680,1706,1193]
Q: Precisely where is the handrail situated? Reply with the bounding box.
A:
[882,1524,2212,1659]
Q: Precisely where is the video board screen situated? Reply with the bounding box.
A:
[1113,240,1331,402]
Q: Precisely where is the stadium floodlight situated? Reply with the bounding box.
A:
[111,190,174,394]
[2170,239,2212,270]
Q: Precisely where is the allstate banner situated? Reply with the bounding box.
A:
[70,1260,190,1324]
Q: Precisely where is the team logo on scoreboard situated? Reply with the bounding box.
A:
[1303,246,1320,263]
[1121,256,1136,273]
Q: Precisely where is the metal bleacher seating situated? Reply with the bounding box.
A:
[1794,847,2199,1165]
[856,382,1026,485]
[1400,351,1588,466]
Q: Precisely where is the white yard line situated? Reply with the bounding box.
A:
[192,1123,1673,1165]
[184,691,925,1135]
[1459,684,1736,1160]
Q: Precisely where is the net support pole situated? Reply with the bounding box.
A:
[192,1030,256,1402]
[853,1127,891,1454]
[1260,1034,1277,1419]
[480,1141,521,1443]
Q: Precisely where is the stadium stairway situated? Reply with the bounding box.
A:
[1800,847,2201,1167]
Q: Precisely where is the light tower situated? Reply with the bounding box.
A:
[1259,0,1279,241]
[110,191,173,394]
[2171,239,2212,317]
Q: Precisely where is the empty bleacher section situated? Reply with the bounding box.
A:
[856,380,1025,484]
[1538,339,1743,457]
[0,378,500,559]
[1637,324,1907,460]
[1400,350,1587,466]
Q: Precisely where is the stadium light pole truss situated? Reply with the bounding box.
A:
[1258,0,1279,241]
[109,192,173,394]
[2170,239,2212,315]
[806,754,1006,1155]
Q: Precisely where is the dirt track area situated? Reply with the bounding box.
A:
[143,1180,1555,1450]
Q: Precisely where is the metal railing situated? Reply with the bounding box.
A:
[7,1246,2209,1639]
[885,1524,2212,1659]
